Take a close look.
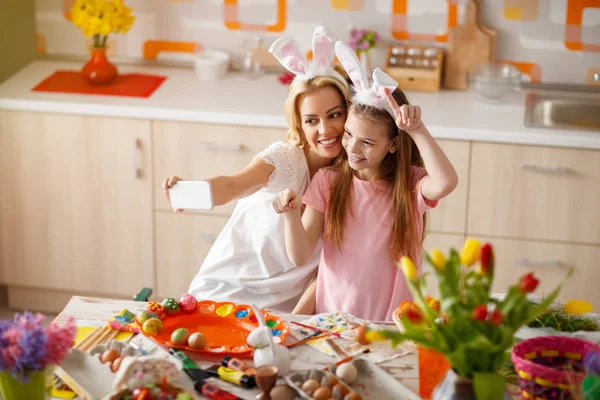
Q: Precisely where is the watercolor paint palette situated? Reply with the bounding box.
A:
[137,300,289,356]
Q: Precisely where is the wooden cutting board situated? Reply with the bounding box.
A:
[443,0,496,89]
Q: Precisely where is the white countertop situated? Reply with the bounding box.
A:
[1,60,599,150]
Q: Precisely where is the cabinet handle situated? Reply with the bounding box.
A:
[198,142,243,151]
[514,258,570,268]
[199,233,218,242]
[521,164,569,174]
[133,138,142,179]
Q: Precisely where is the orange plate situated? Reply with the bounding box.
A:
[136,300,289,356]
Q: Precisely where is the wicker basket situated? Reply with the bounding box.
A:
[511,336,598,399]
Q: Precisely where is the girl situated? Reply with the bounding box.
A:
[163,27,350,312]
[273,41,458,320]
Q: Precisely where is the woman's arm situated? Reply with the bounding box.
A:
[163,156,274,209]
[292,278,317,315]
[273,190,324,266]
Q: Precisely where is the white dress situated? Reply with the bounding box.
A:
[188,141,321,312]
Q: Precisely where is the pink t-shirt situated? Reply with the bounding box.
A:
[303,166,437,321]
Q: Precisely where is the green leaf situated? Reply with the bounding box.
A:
[523,267,574,325]
[473,372,506,400]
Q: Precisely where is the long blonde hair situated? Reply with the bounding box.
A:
[325,89,427,260]
[284,76,350,147]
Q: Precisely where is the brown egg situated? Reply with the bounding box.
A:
[331,383,348,399]
[270,385,296,400]
[343,393,362,400]
[312,386,332,400]
[355,325,368,345]
[101,349,120,364]
[327,375,339,387]
[187,332,206,349]
[301,379,320,395]
[111,357,123,372]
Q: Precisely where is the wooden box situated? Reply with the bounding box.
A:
[384,44,444,92]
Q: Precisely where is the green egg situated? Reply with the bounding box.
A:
[170,327,190,346]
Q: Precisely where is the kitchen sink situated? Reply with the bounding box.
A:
[524,92,600,131]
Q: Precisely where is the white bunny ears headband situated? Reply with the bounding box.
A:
[334,41,399,118]
[269,26,347,87]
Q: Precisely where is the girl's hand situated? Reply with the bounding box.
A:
[384,88,422,132]
[162,175,185,213]
[273,188,302,214]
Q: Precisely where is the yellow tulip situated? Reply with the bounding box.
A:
[430,249,446,272]
[399,256,418,281]
[460,238,481,266]
[563,300,593,315]
[365,330,387,342]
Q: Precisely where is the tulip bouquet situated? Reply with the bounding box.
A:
[360,238,573,396]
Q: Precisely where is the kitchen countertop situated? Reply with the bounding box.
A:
[1,59,599,150]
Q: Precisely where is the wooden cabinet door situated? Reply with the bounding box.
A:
[468,143,600,244]
[153,121,287,215]
[0,111,153,296]
[487,237,600,310]
[154,213,229,298]
[427,140,470,234]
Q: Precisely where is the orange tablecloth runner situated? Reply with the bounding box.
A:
[32,70,167,98]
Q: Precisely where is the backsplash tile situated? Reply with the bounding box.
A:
[35,0,599,85]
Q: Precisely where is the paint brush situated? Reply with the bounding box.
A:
[291,321,342,338]
[323,349,371,370]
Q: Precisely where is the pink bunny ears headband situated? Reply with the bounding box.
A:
[269,26,347,87]
[334,41,398,118]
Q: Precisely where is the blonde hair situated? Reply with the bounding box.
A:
[284,76,350,147]
[325,89,427,261]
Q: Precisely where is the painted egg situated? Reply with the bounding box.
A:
[101,348,120,364]
[142,317,163,336]
[313,386,332,400]
[179,294,197,314]
[343,393,362,400]
[135,310,158,325]
[187,332,206,349]
[301,379,320,395]
[146,301,166,319]
[170,328,190,346]
[335,362,358,384]
[270,385,296,400]
[162,297,180,316]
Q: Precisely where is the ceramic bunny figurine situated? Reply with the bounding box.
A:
[246,304,291,375]
[112,355,182,392]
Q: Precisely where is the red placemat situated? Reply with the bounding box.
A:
[32,70,167,98]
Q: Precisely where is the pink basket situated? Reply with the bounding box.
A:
[511,336,599,399]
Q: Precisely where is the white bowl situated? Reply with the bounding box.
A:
[193,50,230,81]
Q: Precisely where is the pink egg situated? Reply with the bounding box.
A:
[179,294,197,314]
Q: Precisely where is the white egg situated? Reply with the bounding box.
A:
[335,362,358,384]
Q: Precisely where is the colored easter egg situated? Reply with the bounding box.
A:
[162,297,180,316]
[142,317,163,336]
[170,328,190,346]
[187,332,206,349]
[146,301,166,319]
[178,294,197,314]
[135,310,159,325]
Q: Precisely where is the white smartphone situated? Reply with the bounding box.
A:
[168,181,214,210]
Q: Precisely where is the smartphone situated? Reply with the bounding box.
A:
[168,181,214,210]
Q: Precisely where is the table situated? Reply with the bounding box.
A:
[55,296,422,399]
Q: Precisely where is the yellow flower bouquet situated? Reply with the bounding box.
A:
[359,238,574,400]
[71,0,135,48]
[70,0,135,85]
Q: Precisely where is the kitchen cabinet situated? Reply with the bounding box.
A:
[468,143,600,245]
[0,110,154,301]
[427,140,470,234]
[155,213,228,298]
[153,121,287,216]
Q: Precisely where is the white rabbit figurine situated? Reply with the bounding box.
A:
[246,304,291,375]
